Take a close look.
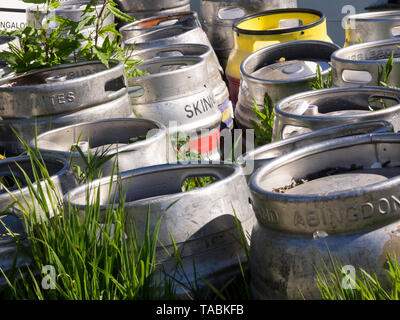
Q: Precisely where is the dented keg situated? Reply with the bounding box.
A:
[128,56,222,161]
[200,0,297,68]
[272,87,400,141]
[132,44,233,130]
[116,0,190,13]
[237,120,394,179]
[332,39,400,87]
[32,118,176,177]
[65,162,256,297]
[236,40,340,130]
[0,155,77,287]
[249,133,400,299]
[345,11,400,47]
[226,8,332,106]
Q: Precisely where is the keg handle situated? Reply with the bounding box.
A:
[217,7,245,21]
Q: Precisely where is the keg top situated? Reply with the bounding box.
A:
[34,118,166,157]
[233,8,325,35]
[332,38,400,63]
[275,86,400,120]
[66,163,240,208]
[250,133,400,234]
[0,155,70,194]
[347,10,400,22]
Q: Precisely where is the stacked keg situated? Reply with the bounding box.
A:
[121,11,233,160]
[200,0,298,69]
[116,0,191,21]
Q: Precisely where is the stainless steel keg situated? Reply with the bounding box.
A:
[332,39,400,87]
[116,0,190,13]
[236,40,340,130]
[128,56,222,161]
[32,118,176,177]
[121,12,214,59]
[249,133,400,299]
[65,162,256,297]
[237,120,394,179]
[0,92,133,154]
[272,86,400,141]
[0,60,128,118]
[345,10,400,47]
[0,155,77,287]
[132,44,233,130]
[200,0,298,68]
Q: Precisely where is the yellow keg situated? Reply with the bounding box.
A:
[226,8,333,107]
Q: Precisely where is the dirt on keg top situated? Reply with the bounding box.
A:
[7,74,47,87]
[272,164,365,194]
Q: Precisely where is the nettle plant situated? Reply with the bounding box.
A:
[0,0,144,77]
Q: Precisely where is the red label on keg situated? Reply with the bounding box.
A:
[188,129,221,155]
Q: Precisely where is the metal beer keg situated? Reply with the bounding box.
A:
[272,87,400,141]
[65,162,256,297]
[249,133,400,299]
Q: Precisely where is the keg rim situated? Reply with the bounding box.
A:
[347,10,400,22]
[240,40,339,84]
[250,133,400,201]
[120,11,198,33]
[274,86,400,120]
[0,59,123,89]
[26,1,101,14]
[238,120,394,166]
[32,118,168,157]
[331,38,400,64]
[0,155,71,194]
[232,8,326,36]
[65,162,242,209]
[132,43,211,61]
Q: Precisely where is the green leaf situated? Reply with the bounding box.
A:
[106,4,135,22]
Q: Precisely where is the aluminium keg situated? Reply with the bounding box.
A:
[237,120,394,179]
[200,0,297,68]
[332,39,400,87]
[249,133,400,299]
[32,118,176,177]
[344,11,400,47]
[226,8,332,107]
[0,155,77,287]
[272,86,400,141]
[236,40,340,130]
[132,44,233,130]
[65,162,256,297]
[128,56,222,161]
[0,60,133,154]
[116,0,190,13]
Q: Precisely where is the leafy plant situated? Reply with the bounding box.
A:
[377,51,394,87]
[250,93,275,147]
[309,64,333,90]
[0,0,141,76]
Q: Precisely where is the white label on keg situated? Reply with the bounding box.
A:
[0,12,27,31]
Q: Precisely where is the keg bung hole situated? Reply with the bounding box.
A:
[218,7,245,20]
[181,176,218,192]
[342,70,372,84]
